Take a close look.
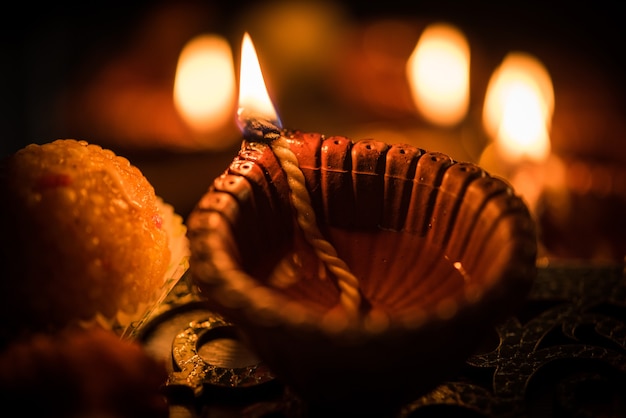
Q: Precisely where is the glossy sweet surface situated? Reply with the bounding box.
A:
[0,139,172,341]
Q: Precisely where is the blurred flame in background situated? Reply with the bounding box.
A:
[479,52,559,220]
[482,52,554,164]
[174,34,236,136]
[406,23,470,127]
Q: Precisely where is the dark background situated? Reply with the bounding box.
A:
[2,0,624,158]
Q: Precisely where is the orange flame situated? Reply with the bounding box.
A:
[406,23,470,127]
[482,52,554,163]
[174,34,236,134]
[237,32,281,131]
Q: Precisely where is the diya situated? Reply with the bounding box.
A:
[184,32,537,414]
[185,130,537,414]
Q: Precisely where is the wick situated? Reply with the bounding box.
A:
[239,113,281,143]
[262,131,363,321]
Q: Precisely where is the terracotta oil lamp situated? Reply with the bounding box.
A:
[185,33,537,414]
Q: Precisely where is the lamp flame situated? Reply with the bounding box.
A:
[237,32,282,133]
[406,23,470,127]
[174,34,236,133]
[483,52,554,163]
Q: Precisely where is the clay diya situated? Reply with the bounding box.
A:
[186,130,537,414]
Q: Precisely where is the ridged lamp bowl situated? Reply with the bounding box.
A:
[186,132,537,414]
